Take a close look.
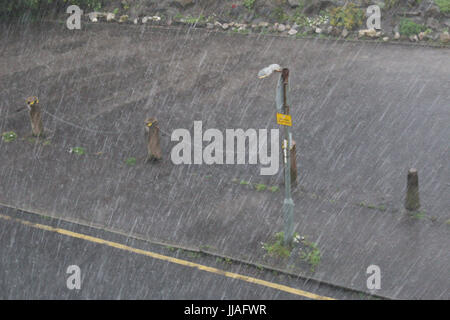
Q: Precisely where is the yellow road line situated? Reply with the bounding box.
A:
[0,213,335,300]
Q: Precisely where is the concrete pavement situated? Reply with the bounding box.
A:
[0,21,449,299]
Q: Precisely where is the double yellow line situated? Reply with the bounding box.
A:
[0,213,334,300]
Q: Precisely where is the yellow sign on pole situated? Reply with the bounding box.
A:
[277,113,292,126]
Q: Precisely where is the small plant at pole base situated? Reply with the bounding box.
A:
[262,232,295,259]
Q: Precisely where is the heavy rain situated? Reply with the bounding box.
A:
[0,0,449,303]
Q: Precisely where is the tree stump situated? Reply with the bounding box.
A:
[26,96,44,137]
[145,117,162,162]
[405,168,420,211]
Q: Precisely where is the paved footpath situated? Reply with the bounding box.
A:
[0,22,449,299]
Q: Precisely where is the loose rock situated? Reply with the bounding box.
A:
[440,31,450,43]
[288,29,298,35]
[409,34,419,42]
[88,12,99,22]
[358,29,379,38]
[106,13,115,22]
[341,28,349,38]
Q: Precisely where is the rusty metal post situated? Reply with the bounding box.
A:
[405,168,420,211]
[290,139,298,186]
[145,117,162,162]
[26,96,44,137]
[281,68,294,245]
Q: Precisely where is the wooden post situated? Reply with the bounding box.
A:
[290,139,297,186]
[145,117,162,162]
[405,168,420,211]
[26,96,44,137]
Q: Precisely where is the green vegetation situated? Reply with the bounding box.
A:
[125,157,137,166]
[294,13,329,28]
[1,131,17,143]
[262,232,293,258]
[358,202,387,212]
[244,0,256,10]
[299,239,321,272]
[70,147,86,156]
[240,180,250,185]
[180,14,206,24]
[409,210,427,219]
[399,19,426,36]
[255,183,267,191]
[271,7,289,23]
[384,0,400,9]
[263,233,321,272]
[216,257,232,264]
[435,0,450,14]
[270,186,280,192]
[113,8,119,15]
[329,3,365,30]
[121,0,130,11]
[187,251,203,258]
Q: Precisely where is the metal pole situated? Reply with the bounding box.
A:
[281,68,294,245]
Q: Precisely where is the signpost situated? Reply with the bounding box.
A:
[279,68,295,245]
[259,65,295,245]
